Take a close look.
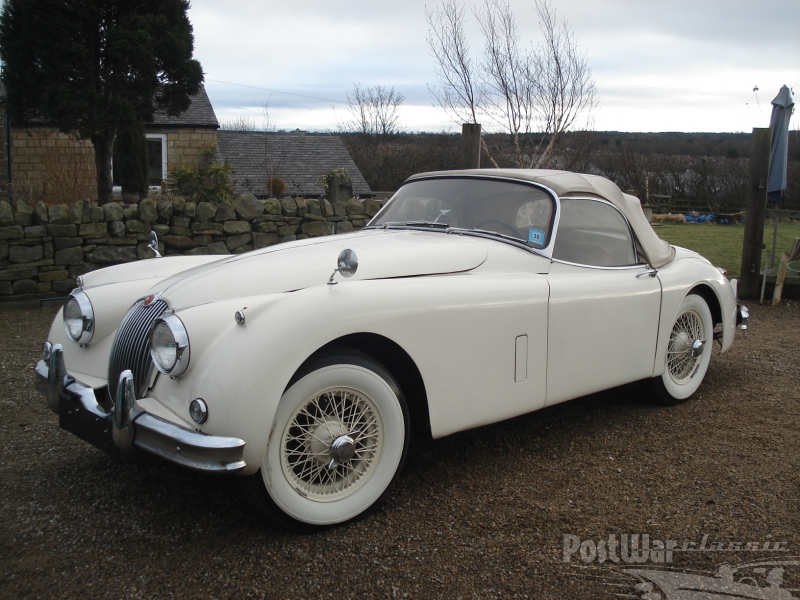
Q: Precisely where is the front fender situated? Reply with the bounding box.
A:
[152,272,550,474]
[655,256,738,377]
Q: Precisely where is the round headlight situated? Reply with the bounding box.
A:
[148,314,190,377]
[63,292,94,344]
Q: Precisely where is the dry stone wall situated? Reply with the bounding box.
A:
[0,193,385,302]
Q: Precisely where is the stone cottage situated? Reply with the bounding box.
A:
[0,85,220,203]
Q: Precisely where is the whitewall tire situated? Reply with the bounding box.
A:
[649,294,713,406]
[244,351,409,530]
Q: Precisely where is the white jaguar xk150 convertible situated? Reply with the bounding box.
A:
[36,169,748,530]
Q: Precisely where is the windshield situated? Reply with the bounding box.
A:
[369,177,555,249]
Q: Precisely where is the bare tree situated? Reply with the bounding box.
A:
[344,84,405,142]
[425,0,597,169]
[426,0,483,126]
[529,0,597,167]
[426,0,500,166]
[219,115,258,131]
[478,0,536,168]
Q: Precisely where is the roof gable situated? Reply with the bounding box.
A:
[149,85,218,128]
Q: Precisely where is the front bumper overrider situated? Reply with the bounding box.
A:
[35,345,246,473]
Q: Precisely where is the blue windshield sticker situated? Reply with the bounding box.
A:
[527,228,545,245]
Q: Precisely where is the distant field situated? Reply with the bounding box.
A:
[655,221,800,279]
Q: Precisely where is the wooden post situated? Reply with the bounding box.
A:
[771,252,790,307]
[739,128,771,299]
[461,123,481,169]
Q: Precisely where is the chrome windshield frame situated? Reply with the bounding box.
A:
[366,174,562,260]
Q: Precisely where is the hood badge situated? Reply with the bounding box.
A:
[328,249,359,285]
[142,294,155,306]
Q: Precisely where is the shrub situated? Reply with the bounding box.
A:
[268,176,286,197]
[318,168,349,197]
[167,148,234,203]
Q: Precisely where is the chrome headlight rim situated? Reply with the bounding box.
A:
[148,313,191,377]
[63,291,95,344]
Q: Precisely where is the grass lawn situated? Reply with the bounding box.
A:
[654,220,800,279]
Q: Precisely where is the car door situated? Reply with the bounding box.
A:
[545,198,662,406]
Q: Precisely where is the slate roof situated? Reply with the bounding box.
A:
[149,85,218,128]
[216,131,372,197]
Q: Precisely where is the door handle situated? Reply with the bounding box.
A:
[636,269,658,278]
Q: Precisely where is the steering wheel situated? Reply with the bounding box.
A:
[473,218,525,239]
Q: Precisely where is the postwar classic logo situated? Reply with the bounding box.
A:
[562,533,797,600]
[563,533,790,565]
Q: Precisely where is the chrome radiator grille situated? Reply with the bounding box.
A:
[107,299,168,403]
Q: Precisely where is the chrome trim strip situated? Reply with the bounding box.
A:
[550,258,651,271]
[154,229,389,296]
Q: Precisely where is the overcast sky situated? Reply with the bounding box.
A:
[188,0,799,134]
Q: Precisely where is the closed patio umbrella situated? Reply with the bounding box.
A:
[767,85,794,203]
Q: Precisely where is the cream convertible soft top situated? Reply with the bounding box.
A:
[407,169,676,269]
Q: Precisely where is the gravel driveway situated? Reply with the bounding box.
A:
[1,302,798,599]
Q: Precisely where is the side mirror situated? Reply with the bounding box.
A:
[148,230,162,258]
[328,249,358,285]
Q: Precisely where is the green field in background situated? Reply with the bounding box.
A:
[655,221,800,279]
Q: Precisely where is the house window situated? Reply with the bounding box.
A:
[146,134,167,187]
[112,133,168,191]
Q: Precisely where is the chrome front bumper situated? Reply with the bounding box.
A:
[736,304,749,330]
[35,348,246,473]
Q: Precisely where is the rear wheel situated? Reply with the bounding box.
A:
[242,351,409,531]
[648,294,713,405]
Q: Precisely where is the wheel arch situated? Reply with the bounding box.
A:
[688,283,722,326]
[288,333,432,439]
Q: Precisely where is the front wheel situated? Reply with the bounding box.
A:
[648,294,713,405]
[243,351,409,531]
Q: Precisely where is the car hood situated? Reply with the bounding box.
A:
[153,229,489,306]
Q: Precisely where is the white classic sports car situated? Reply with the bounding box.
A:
[36,169,748,530]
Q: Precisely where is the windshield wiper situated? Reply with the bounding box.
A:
[366,221,451,230]
[454,228,546,255]
[470,228,526,244]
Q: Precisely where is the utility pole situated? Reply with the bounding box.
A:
[739,128,770,299]
[461,123,481,169]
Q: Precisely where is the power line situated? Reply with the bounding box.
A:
[206,78,347,105]
[208,97,263,113]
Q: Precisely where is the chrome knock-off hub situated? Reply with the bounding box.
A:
[329,435,356,464]
[690,339,706,358]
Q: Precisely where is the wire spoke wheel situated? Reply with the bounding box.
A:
[248,352,409,530]
[666,309,704,383]
[648,294,713,406]
[281,387,383,501]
